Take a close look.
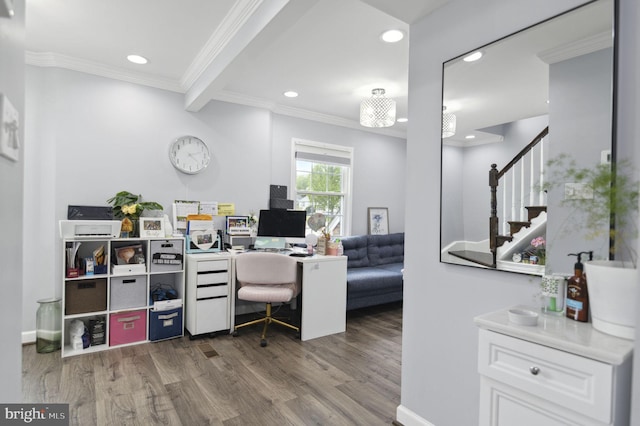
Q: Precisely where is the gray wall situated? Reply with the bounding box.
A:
[401,0,640,425]
[0,0,25,402]
[546,47,614,274]
[22,65,406,333]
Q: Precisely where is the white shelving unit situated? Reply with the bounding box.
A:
[61,236,185,357]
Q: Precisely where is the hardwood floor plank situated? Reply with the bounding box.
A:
[165,378,225,426]
[22,303,402,426]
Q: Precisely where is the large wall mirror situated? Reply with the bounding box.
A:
[440,0,615,276]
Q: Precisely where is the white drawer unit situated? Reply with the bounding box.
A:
[185,253,234,338]
[475,308,633,426]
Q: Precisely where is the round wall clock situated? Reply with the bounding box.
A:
[169,136,211,174]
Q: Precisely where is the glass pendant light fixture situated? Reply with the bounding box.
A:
[442,106,456,138]
[360,88,396,128]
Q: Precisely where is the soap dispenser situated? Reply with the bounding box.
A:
[566,252,589,322]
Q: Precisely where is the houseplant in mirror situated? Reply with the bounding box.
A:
[543,154,639,339]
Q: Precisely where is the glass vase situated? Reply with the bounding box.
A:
[36,298,62,353]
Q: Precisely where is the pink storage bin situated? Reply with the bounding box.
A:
[109,309,147,346]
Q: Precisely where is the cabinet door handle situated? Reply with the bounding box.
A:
[529,366,540,375]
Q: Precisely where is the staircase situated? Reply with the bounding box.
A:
[445,127,549,270]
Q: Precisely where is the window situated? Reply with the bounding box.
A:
[292,139,353,237]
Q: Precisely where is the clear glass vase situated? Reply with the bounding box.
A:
[36,298,62,353]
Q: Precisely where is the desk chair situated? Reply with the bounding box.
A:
[233,252,300,347]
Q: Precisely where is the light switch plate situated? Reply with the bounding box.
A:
[564,182,593,200]
[0,94,20,162]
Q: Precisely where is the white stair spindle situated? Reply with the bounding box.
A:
[530,149,535,208]
[520,160,525,221]
[539,138,545,205]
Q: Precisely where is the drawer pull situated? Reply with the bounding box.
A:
[529,366,540,375]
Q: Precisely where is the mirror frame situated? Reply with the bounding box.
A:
[439,0,618,275]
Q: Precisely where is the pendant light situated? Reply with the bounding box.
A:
[360,88,396,128]
[442,106,456,138]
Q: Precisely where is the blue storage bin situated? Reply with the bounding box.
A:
[149,307,183,341]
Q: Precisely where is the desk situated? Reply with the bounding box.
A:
[296,255,347,341]
[184,252,347,341]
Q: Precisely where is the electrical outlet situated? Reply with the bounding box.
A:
[564,183,593,200]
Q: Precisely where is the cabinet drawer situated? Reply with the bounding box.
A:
[196,284,228,299]
[478,329,613,424]
[197,271,228,285]
[194,297,229,334]
[196,260,228,272]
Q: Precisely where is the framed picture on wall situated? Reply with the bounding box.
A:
[140,217,164,238]
[368,207,389,235]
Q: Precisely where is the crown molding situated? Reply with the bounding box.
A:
[26,51,183,93]
[181,0,264,90]
[25,52,406,140]
[211,90,406,138]
[538,31,612,64]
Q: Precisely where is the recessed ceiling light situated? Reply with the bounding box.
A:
[463,51,483,62]
[465,135,476,139]
[283,91,299,98]
[381,29,404,43]
[127,54,148,65]
[396,117,408,123]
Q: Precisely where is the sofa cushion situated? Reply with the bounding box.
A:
[346,267,402,295]
[368,233,404,266]
[341,235,370,268]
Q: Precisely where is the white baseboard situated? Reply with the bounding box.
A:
[22,330,36,344]
[396,404,435,426]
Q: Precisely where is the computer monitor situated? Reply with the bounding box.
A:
[257,209,307,245]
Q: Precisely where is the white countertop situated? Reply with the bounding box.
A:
[474,305,634,365]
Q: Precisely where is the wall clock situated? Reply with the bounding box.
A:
[169,136,210,174]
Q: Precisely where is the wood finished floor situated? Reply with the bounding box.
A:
[22,303,402,426]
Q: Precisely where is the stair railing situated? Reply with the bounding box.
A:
[489,126,549,267]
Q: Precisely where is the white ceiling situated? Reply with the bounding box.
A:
[25,0,448,139]
[24,0,612,142]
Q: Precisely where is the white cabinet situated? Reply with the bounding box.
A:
[475,308,633,426]
[185,253,234,337]
[61,237,185,357]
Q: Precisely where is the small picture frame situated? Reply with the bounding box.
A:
[140,217,165,238]
[226,215,251,235]
[368,207,389,235]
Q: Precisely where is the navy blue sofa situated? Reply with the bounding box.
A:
[340,232,404,311]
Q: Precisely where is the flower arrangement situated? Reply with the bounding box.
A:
[107,191,163,220]
[107,191,163,237]
[530,236,546,265]
[248,211,258,227]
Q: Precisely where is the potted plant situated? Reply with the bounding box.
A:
[107,191,163,237]
[544,154,639,339]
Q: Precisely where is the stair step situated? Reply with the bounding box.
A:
[496,235,513,247]
[448,250,494,268]
[525,206,547,222]
[507,221,531,236]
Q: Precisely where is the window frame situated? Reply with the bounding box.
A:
[291,138,353,237]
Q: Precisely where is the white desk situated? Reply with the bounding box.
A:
[296,255,347,341]
[183,252,347,341]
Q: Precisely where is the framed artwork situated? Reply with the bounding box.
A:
[140,217,164,238]
[368,207,389,235]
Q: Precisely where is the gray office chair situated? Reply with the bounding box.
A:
[232,252,300,347]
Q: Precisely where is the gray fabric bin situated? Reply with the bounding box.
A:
[110,275,147,310]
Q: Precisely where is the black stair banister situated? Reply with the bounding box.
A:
[489,126,549,267]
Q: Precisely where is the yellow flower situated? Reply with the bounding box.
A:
[122,204,139,215]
